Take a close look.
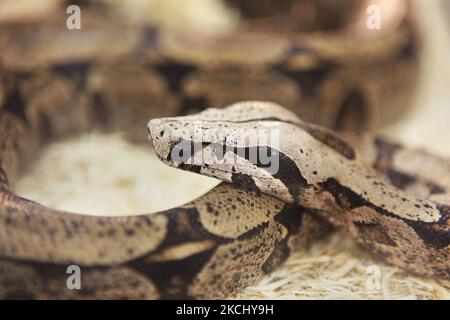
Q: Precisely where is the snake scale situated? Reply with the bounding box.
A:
[0,0,448,299]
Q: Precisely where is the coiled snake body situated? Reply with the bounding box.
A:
[0,0,448,299]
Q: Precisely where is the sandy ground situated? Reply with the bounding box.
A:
[14,0,450,299]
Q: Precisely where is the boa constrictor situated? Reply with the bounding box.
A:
[149,101,450,280]
[0,0,437,299]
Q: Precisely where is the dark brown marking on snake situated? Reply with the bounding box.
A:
[139,26,160,53]
[399,27,420,61]
[267,149,309,198]
[405,205,450,249]
[0,168,8,187]
[430,185,446,195]
[321,178,398,219]
[208,118,359,161]
[133,212,286,299]
[304,126,356,160]
[278,66,334,96]
[373,138,402,172]
[36,112,53,141]
[334,90,368,134]
[2,82,28,125]
[387,170,416,190]
[231,173,261,195]
[0,256,117,299]
[230,146,309,200]
[282,43,316,59]
[261,238,290,274]
[179,96,209,116]
[386,170,446,196]
[236,220,271,241]
[123,208,234,298]
[203,116,297,125]
[178,163,201,174]
[353,222,397,246]
[52,62,92,92]
[225,0,296,19]
[321,178,448,250]
[167,141,203,173]
[91,92,110,128]
[274,204,303,234]
[374,139,448,193]
[197,119,357,168]
[263,205,331,274]
[154,62,196,92]
[167,141,308,198]
[130,248,217,299]
[156,208,229,248]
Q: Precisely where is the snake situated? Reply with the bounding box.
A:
[1,0,447,299]
[149,101,450,280]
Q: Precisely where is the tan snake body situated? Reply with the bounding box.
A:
[1,0,446,299]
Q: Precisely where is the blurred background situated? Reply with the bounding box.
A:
[383,0,450,156]
[1,0,449,299]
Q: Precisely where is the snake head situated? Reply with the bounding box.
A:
[148,101,298,161]
[148,101,301,202]
[148,101,361,204]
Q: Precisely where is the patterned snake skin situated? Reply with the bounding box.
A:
[0,0,430,299]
